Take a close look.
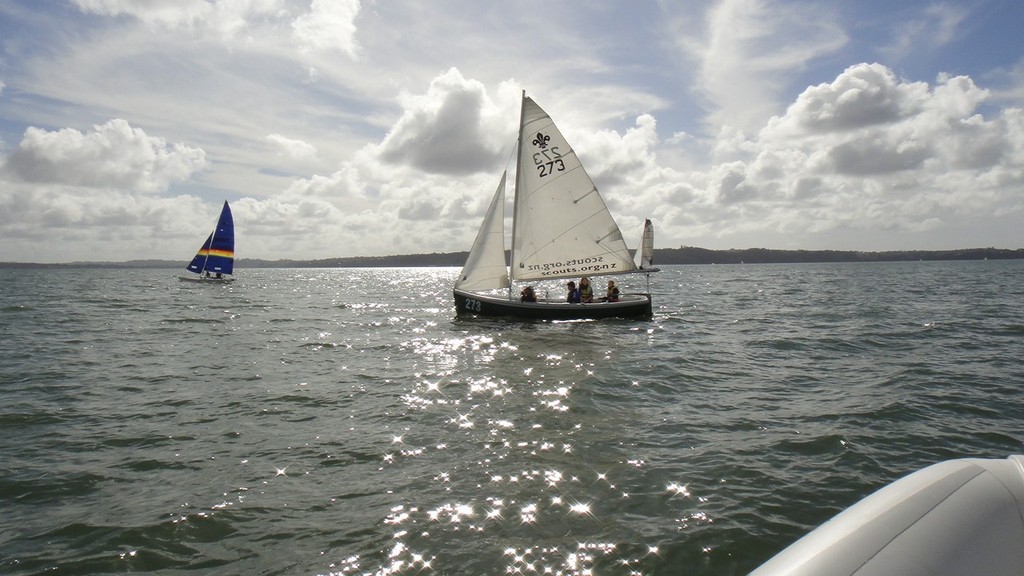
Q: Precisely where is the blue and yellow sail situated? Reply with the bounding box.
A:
[186,201,235,276]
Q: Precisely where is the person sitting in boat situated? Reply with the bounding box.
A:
[520,286,537,302]
[566,281,581,303]
[578,277,594,302]
[603,280,620,302]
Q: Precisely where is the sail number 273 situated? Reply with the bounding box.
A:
[533,147,565,178]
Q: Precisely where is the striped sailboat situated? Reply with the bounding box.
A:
[179,200,235,283]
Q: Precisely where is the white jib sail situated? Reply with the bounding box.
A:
[455,171,510,291]
[510,96,637,283]
[634,218,655,269]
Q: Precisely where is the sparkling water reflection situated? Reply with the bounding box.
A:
[1,263,1023,575]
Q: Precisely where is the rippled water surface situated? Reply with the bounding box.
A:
[2,262,1023,575]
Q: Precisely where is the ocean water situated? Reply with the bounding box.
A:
[2,261,1023,575]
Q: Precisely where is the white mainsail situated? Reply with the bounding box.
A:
[510,95,637,283]
[455,171,509,291]
[634,218,655,269]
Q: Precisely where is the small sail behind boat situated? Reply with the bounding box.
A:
[510,96,637,283]
[634,218,655,269]
[186,201,234,276]
[455,172,509,291]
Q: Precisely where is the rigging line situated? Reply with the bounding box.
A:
[503,132,517,299]
[572,186,598,204]
[200,233,214,275]
[595,228,624,245]
[502,135,518,173]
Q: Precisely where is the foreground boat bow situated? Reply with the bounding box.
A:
[751,455,1024,576]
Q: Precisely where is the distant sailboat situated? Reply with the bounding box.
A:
[634,218,659,272]
[179,200,235,283]
[453,92,655,320]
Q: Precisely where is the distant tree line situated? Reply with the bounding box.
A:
[653,246,1024,265]
[3,247,1023,269]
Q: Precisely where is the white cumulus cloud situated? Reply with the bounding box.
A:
[687,62,1024,247]
[5,119,207,193]
[377,68,510,176]
[292,0,361,57]
[266,134,318,161]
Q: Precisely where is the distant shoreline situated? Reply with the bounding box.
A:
[3,247,1023,268]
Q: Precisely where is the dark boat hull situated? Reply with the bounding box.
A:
[454,289,651,320]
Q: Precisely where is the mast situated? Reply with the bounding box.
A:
[200,209,222,275]
[508,90,527,285]
[200,229,216,275]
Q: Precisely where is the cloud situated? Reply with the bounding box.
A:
[292,0,361,57]
[772,63,929,133]
[280,62,1024,258]
[250,69,526,259]
[0,180,224,263]
[691,62,1024,244]
[266,134,318,161]
[761,63,997,175]
[73,0,362,54]
[72,0,275,37]
[396,196,444,221]
[690,0,847,134]
[992,60,1024,104]
[3,2,1024,263]
[72,0,212,26]
[377,68,509,176]
[571,113,660,192]
[4,119,207,193]
[881,3,969,61]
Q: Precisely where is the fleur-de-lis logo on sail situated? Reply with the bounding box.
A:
[532,132,551,149]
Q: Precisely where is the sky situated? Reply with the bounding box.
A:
[1,0,1023,263]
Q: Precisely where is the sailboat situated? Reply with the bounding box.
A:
[454,92,655,320]
[179,200,235,283]
[634,218,659,272]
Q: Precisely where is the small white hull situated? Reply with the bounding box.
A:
[178,275,235,283]
[751,455,1024,576]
